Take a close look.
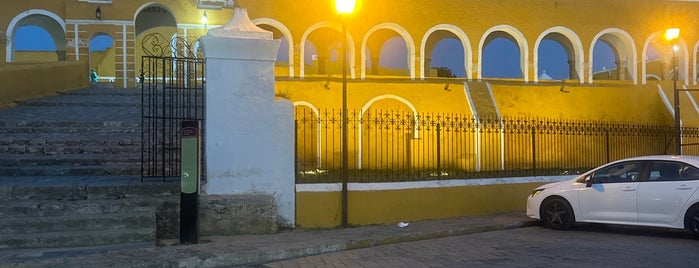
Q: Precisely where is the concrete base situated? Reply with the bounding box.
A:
[156,194,282,242]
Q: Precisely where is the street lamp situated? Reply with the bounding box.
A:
[336,0,355,227]
[666,28,680,154]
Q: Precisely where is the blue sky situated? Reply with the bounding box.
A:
[15,25,618,80]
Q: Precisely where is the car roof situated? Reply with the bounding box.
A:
[613,155,699,166]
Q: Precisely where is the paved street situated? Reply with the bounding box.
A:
[259,225,699,268]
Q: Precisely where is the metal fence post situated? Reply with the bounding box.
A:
[436,123,441,172]
[531,124,536,176]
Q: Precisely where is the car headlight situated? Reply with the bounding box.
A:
[531,188,545,197]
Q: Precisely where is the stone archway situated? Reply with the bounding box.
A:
[253,18,295,78]
[589,28,638,84]
[361,23,416,80]
[299,21,356,79]
[478,25,528,82]
[533,26,584,83]
[420,24,473,80]
[5,9,66,63]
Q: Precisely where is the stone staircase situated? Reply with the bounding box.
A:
[464,81,500,119]
[0,87,179,249]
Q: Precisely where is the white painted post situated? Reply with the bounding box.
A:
[200,8,295,225]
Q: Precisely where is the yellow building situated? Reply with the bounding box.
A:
[3,0,699,226]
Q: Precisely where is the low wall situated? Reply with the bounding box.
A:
[296,176,573,227]
[0,61,89,107]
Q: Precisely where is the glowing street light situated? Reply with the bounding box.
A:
[336,0,356,14]
[335,0,355,227]
[665,28,680,42]
[666,28,681,154]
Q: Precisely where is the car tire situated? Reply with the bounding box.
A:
[541,197,575,230]
[685,205,699,237]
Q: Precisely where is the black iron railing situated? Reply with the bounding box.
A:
[294,108,686,183]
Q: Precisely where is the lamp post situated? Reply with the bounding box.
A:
[666,28,680,154]
[336,0,355,227]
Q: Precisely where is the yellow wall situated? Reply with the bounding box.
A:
[296,182,544,227]
[14,51,58,62]
[0,61,89,107]
[279,79,674,123]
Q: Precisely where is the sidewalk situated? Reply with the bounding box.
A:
[0,212,538,268]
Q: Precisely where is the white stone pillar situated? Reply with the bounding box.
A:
[200,8,295,225]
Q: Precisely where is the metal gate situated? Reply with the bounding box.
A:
[141,33,205,180]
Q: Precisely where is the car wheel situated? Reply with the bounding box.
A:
[686,206,699,236]
[541,197,575,230]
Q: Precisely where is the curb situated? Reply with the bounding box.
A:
[172,218,540,267]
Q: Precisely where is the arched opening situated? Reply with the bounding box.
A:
[589,29,637,84]
[642,31,687,84]
[135,4,178,58]
[89,34,115,86]
[364,29,410,77]
[591,41,619,80]
[536,34,578,81]
[302,27,342,77]
[537,39,569,80]
[377,36,409,77]
[13,25,57,62]
[294,104,321,171]
[361,23,416,79]
[424,30,465,78]
[482,36,521,79]
[360,98,415,170]
[7,11,66,63]
[256,21,294,77]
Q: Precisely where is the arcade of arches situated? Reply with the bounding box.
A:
[2,0,699,123]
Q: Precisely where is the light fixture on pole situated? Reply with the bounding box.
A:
[202,11,208,28]
[95,6,102,20]
[665,28,680,154]
[335,0,355,228]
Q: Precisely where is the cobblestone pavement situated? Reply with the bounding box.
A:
[0,213,536,267]
[259,224,699,268]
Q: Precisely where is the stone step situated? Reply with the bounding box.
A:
[0,227,154,249]
[0,177,179,201]
[0,125,141,134]
[0,144,141,155]
[0,164,141,177]
[0,212,154,235]
[0,153,141,166]
[0,197,170,217]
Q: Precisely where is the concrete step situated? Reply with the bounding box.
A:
[0,133,140,155]
[0,227,154,249]
[0,177,179,201]
[0,153,141,166]
[0,197,169,217]
[0,212,154,235]
[0,121,140,134]
[0,164,141,177]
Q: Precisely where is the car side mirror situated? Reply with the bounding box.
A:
[586,177,597,187]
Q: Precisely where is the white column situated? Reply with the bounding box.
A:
[200,8,295,225]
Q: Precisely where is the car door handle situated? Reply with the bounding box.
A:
[621,186,636,191]
[677,185,693,190]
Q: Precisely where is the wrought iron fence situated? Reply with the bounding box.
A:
[141,33,205,181]
[294,108,684,183]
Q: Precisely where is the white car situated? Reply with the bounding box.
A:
[526,155,699,235]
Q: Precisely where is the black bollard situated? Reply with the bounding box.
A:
[180,120,201,244]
